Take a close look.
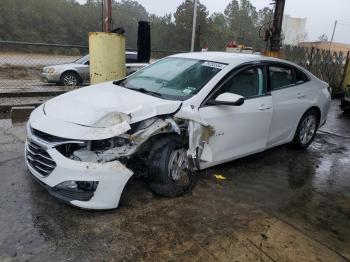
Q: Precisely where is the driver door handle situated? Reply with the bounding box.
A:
[258,104,272,111]
[297,93,306,99]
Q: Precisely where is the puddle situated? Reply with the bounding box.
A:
[313,151,350,196]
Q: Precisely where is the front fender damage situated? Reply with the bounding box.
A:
[69,105,215,166]
[174,106,215,166]
[96,105,214,165]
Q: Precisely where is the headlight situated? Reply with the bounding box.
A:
[26,122,31,139]
[327,86,332,95]
[91,137,131,151]
[44,68,55,73]
[56,137,131,161]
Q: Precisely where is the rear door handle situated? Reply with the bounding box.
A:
[258,105,272,111]
[297,93,306,99]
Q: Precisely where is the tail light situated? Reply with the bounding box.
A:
[326,86,332,95]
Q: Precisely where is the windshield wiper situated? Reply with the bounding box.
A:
[113,79,125,87]
[113,80,162,98]
[129,87,163,98]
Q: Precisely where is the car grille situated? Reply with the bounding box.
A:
[32,128,70,143]
[26,141,56,177]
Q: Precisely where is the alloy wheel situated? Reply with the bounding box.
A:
[168,148,190,186]
[299,114,317,145]
[63,73,78,86]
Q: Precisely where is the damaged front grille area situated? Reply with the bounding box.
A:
[26,141,57,177]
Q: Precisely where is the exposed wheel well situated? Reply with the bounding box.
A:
[124,132,187,178]
[138,132,187,156]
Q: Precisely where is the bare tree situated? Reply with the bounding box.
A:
[318,33,328,42]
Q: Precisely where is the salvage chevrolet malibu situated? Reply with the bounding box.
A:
[25,52,331,209]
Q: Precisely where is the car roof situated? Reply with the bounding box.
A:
[171,52,286,67]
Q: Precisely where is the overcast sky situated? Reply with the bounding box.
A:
[78,0,350,44]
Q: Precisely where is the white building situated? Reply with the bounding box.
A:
[282,15,307,46]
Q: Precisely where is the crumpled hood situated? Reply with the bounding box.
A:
[29,82,182,140]
[44,81,182,127]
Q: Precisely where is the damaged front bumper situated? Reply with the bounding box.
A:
[25,126,133,210]
[25,100,216,209]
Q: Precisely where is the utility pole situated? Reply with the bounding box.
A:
[329,20,338,50]
[269,0,285,52]
[196,25,201,52]
[103,0,112,33]
[101,0,103,32]
[190,0,198,52]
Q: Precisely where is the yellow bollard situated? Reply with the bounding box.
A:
[89,32,126,85]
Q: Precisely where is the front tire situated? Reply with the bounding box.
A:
[292,109,319,149]
[148,136,195,197]
[60,71,80,86]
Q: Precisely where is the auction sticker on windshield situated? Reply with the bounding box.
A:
[183,86,196,94]
[202,61,226,70]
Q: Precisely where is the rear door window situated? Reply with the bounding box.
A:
[269,66,294,90]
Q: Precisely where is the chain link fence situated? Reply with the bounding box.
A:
[0,41,89,125]
[284,45,350,94]
[0,41,180,93]
[0,40,181,125]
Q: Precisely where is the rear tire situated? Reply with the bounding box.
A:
[292,109,319,149]
[148,136,195,197]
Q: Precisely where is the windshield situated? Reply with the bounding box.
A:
[117,57,226,100]
[75,55,89,64]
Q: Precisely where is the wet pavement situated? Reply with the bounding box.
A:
[0,100,349,261]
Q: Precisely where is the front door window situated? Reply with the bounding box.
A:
[219,67,265,98]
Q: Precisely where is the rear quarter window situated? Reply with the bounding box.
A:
[295,68,310,84]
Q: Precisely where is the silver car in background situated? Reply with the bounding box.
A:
[41,51,148,86]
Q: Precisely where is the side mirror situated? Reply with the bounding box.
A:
[209,93,245,106]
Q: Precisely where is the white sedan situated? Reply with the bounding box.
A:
[25,52,331,209]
